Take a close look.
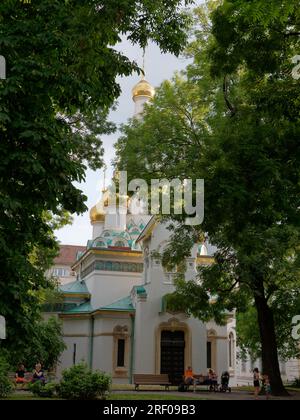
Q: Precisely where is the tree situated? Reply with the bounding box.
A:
[0,0,192,348]
[1,316,66,370]
[236,286,300,362]
[115,2,300,395]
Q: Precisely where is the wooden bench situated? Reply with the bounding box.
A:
[8,371,52,389]
[133,374,171,391]
[8,372,33,389]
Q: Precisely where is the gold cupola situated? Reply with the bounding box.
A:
[132,78,155,100]
[89,186,109,223]
[89,202,105,223]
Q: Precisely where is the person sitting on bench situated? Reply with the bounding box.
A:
[32,363,45,385]
[15,364,27,387]
[208,368,218,391]
[184,366,196,388]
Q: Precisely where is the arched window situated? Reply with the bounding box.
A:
[95,241,106,248]
[114,240,126,247]
[229,332,235,369]
[241,358,247,373]
[103,231,111,237]
[207,330,217,371]
[113,326,129,375]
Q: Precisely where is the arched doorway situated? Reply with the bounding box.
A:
[160,330,185,385]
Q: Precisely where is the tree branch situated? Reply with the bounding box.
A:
[223,75,237,117]
[217,279,239,294]
[284,32,300,37]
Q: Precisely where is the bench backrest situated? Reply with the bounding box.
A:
[194,374,209,383]
[133,374,170,384]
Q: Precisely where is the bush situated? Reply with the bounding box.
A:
[57,363,111,400]
[28,381,57,398]
[0,355,13,398]
[0,376,13,399]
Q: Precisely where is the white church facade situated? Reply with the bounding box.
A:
[47,192,236,384]
[45,78,300,386]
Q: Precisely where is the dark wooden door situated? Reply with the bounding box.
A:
[160,330,185,385]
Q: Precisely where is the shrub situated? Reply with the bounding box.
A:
[0,355,13,398]
[0,376,13,399]
[57,363,111,400]
[28,381,57,398]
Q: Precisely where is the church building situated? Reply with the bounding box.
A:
[45,77,238,384]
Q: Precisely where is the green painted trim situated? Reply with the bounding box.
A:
[95,308,135,313]
[129,314,135,384]
[89,316,94,370]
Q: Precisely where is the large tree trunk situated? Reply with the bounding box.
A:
[254,294,289,396]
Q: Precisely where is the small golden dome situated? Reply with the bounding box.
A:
[89,204,105,223]
[132,79,155,100]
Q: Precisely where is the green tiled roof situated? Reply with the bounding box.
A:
[63,301,93,314]
[132,285,147,296]
[59,280,90,295]
[99,296,135,312]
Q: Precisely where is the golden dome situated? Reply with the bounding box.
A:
[132,79,155,100]
[89,203,105,223]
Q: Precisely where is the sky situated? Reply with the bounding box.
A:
[55,4,202,246]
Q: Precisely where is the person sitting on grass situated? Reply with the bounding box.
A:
[184,366,196,390]
[15,364,27,388]
[32,363,45,385]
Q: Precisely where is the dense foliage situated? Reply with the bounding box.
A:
[57,363,111,400]
[0,0,191,354]
[0,354,13,398]
[28,381,57,398]
[1,316,66,370]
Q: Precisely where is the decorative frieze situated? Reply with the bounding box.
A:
[81,260,144,278]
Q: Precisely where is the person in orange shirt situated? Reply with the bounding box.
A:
[184,366,195,387]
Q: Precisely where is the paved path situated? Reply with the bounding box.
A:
[111,389,300,401]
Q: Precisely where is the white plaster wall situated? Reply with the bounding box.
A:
[58,336,90,375]
[286,359,300,382]
[56,317,90,375]
[93,335,113,372]
[85,271,142,309]
[92,315,133,383]
[216,338,229,378]
[92,222,105,240]
[133,96,149,116]
[189,317,208,374]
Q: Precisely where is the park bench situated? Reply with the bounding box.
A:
[133,374,171,391]
[8,371,52,389]
[8,372,33,389]
[187,375,219,392]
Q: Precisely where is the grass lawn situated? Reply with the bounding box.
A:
[3,394,58,400]
[108,393,203,400]
[285,387,300,392]
[2,392,203,401]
